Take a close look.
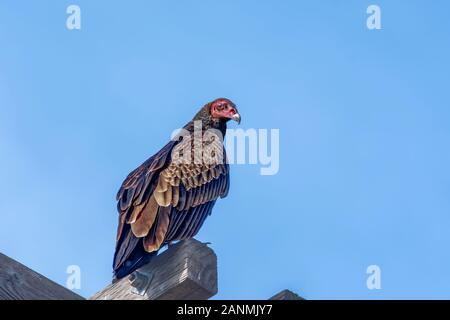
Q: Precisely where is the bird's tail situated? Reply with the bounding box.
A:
[113,247,158,282]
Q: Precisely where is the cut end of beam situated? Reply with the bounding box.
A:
[90,239,218,300]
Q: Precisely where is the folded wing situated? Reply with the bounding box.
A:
[113,139,230,273]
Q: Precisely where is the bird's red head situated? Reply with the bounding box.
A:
[209,98,241,124]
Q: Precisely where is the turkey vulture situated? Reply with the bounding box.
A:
[113,98,241,279]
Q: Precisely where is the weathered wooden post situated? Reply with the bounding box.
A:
[1,238,301,300]
[0,253,83,300]
[270,289,304,300]
[91,239,217,300]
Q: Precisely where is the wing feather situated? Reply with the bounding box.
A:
[130,195,159,237]
[173,206,201,240]
[114,141,231,276]
[143,206,170,252]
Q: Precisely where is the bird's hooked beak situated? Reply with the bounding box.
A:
[231,113,241,124]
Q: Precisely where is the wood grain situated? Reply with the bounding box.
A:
[0,253,84,300]
[91,239,217,300]
[269,289,304,300]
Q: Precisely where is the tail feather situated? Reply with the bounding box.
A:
[113,242,158,281]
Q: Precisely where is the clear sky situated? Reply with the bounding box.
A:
[1,0,450,299]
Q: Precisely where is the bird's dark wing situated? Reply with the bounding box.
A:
[113,140,230,273]
[113,140,178,271]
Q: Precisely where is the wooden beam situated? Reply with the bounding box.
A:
[90,239,217,300]
[0,253,84,300]
[269,289,304,300]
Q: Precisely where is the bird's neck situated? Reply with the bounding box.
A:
[184,118,227,138]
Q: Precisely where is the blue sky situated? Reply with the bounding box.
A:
[1,0,450,299]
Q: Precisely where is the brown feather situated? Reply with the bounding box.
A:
[154,190,165,207]
[185,187,195,210]
[156,176,168,192]
[119,188,135,211]
[130,195,159,237]
[190,187,199,207]
[116,214,127,241]
[195,184,205,206]
[133,172,156,205]
[213,167,220,179]
[126,199,147,224]
[143,206,170,252]
[172,186,179,206]
[206,178,215,201]
[185,187,193,210]
[163,184,172,206]
[176,186,187,211]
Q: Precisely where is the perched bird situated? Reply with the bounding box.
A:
[113,98,241,279]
